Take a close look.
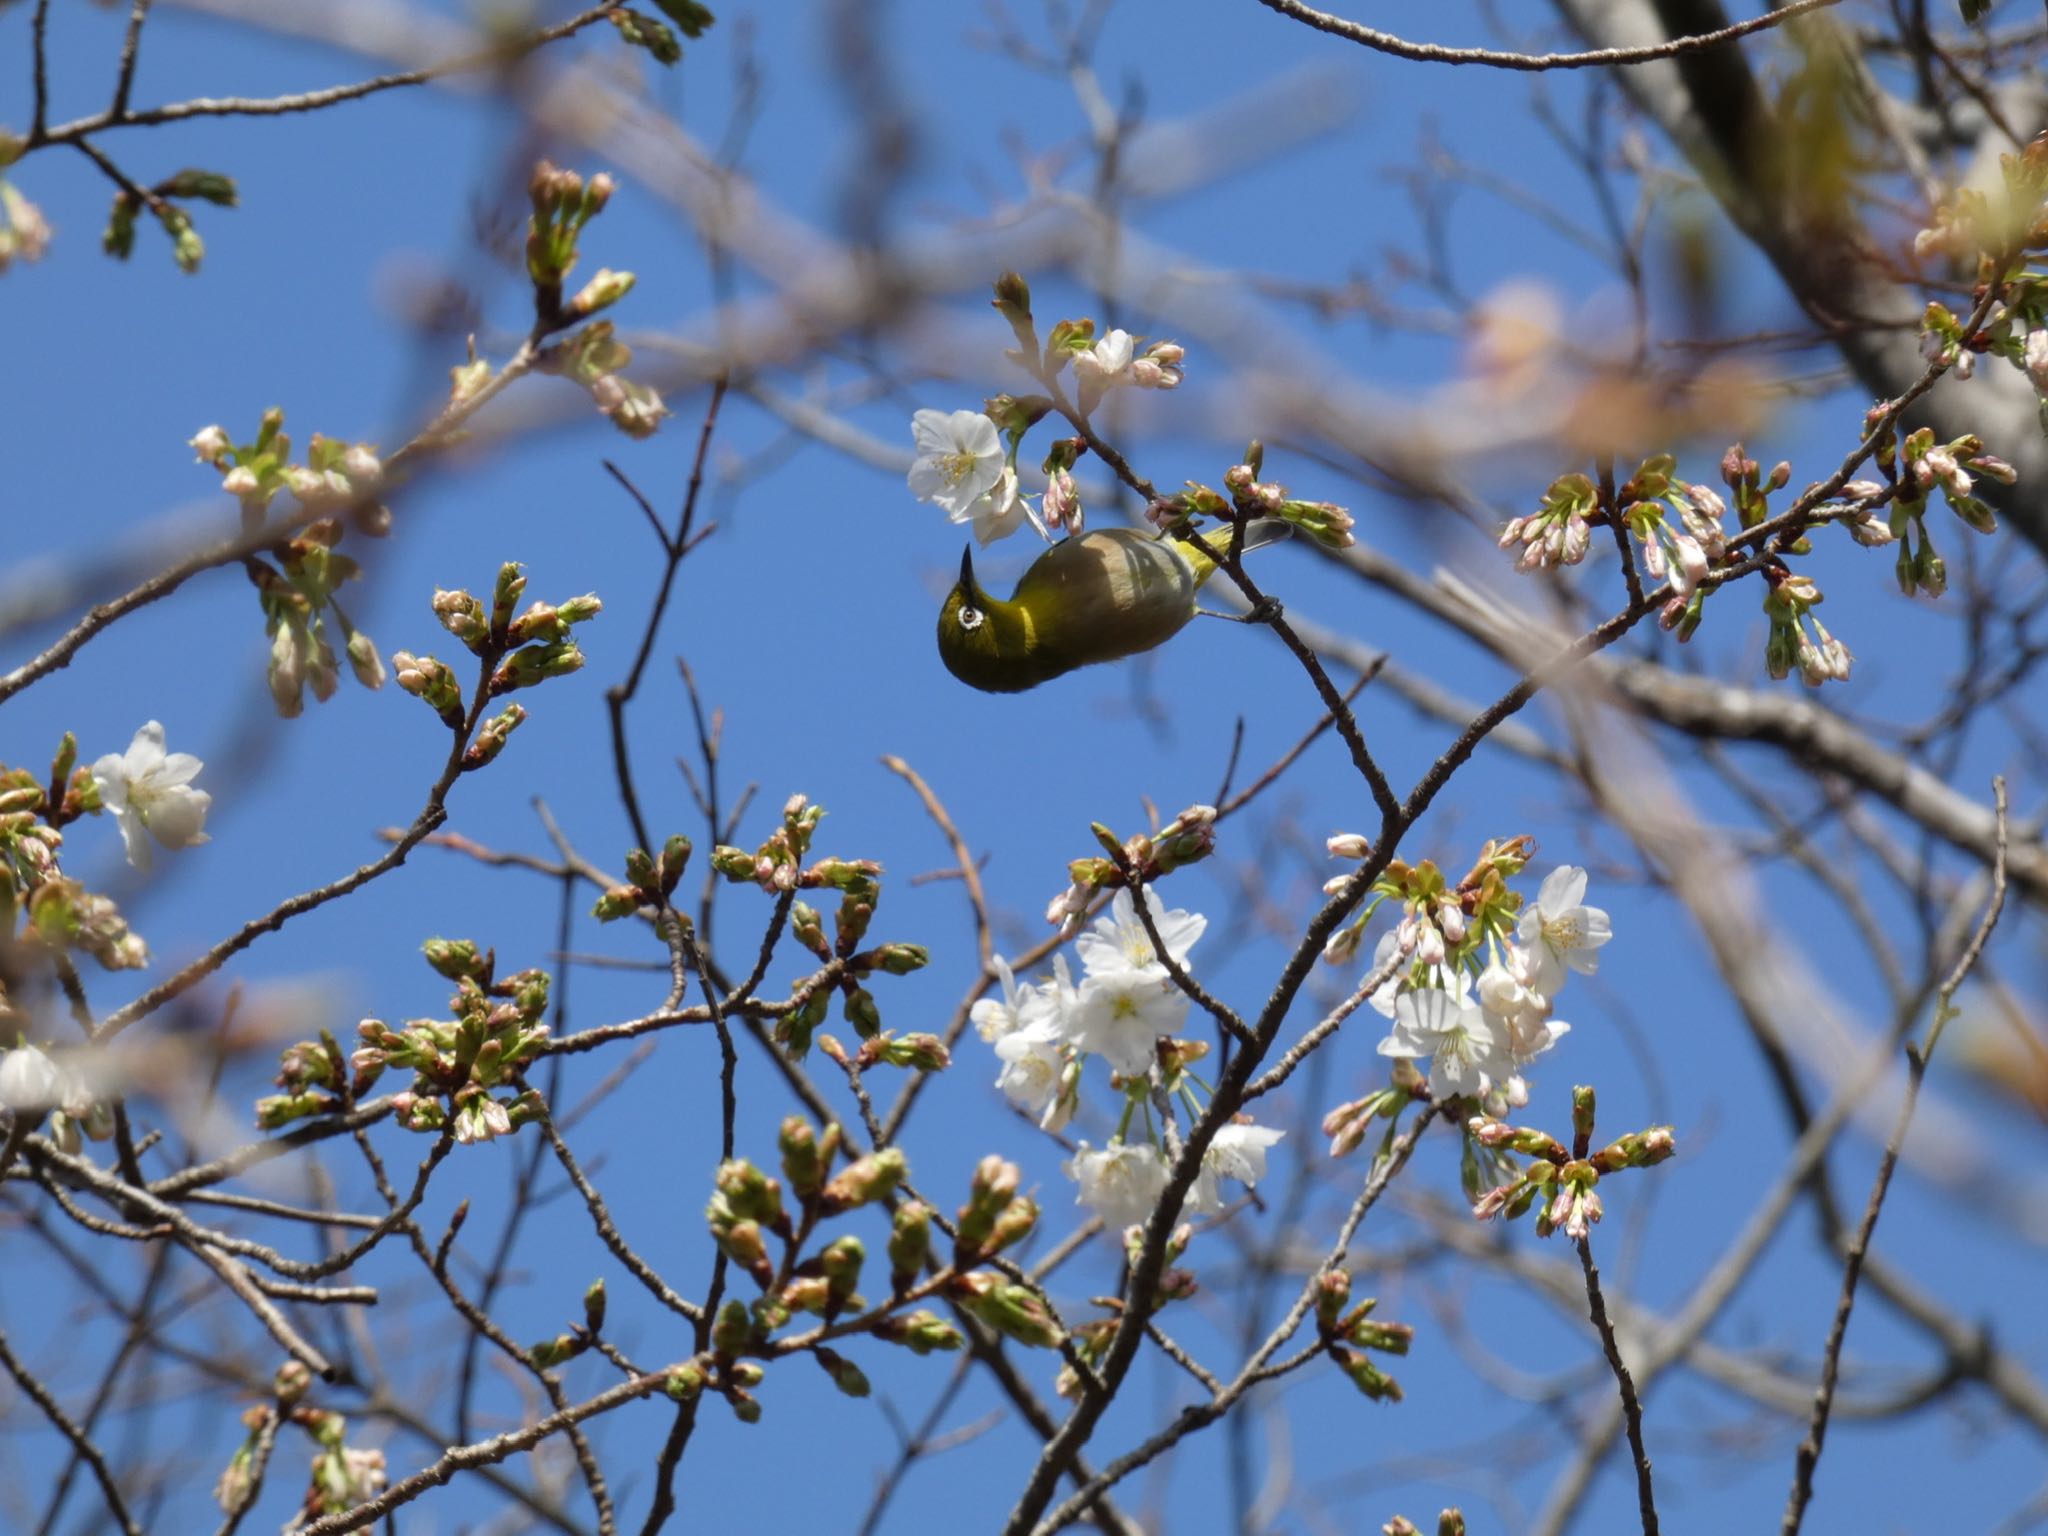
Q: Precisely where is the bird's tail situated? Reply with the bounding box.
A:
[1176,518,1293,584]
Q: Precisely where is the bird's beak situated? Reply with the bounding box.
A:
[959,546,976,592]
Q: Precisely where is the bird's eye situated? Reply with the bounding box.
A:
[958,605,984,632]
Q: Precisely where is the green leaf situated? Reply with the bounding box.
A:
[610,8,682,64]
[653,0,715,35]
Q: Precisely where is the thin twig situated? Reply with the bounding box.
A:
[1780,779,2010,1534]
[1576,1234,1658,1535]
[1253,0,1845,71]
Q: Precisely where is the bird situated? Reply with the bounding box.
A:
[936,522,1290,692]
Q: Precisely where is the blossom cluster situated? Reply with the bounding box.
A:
[1323,848,1611,1135]
[973,889,1283,1230]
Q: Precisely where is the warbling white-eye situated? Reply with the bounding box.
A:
[936,522,1290,692]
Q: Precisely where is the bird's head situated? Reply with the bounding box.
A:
[936,547,1033,692]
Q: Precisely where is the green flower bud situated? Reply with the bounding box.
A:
[814,1347,870,1398]
[1438,1510,1467,1536]
[569,267,636,318]
[1571,1085,1596,1145]
[711,845,757,882]
[874,1309,966,1355]
[273,1361,313,1406]
[625,847,659,890]
[727,1361,765,1388]
[1315,1269,1352,1332]
[867,943,929,976]
[820,1148,907,1214]
[727,1390,762,1424]
[861,1032,949,1071]
[657,835,691,895]
[713,1159,785,1227]
[1334,1345,1403,1402]
[1348,1318,1414,1356]
[592,885,645,922]
[819,1235,865,1307]
[888,1201,932,1291]
[956,1156,1020,1254]
[494,640,586,692]
[664,1364,704,1401]
[712,1299,753,1357]
[952,1271,1063,1349]
[791,901,829,958]
[842,985,881,1039]
[778,1115,828,1197]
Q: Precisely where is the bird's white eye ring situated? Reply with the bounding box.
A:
[958,605,984,632]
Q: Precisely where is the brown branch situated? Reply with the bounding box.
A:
[1577,1234,1659,1535]
[0,1328,141,1536]
[1254,0,1845,71]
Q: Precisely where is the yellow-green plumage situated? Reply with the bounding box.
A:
[937,523,1288,693]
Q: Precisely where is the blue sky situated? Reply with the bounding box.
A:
[3,2,2044,1533]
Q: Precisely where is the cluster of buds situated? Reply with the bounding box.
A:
[523,160,669,437]
[711,796,928,1056]
[102,166,234,274]
[189,409,392,716]
[1469,1086,1674,1240]
[1323,836,1531,975]
[1501,471,1595,571]
[0,178,51,270]
[1056,1225,1198,1398]
[950,1155,1039,1268]
[526,1279,609,1369]
[1145,454,1355,552]
[268,1399,385,1524]
[191,408,388,535]
[1321,1061,1428,1159]
[1313,1268,1416,1402]
[1044,804,1217,938]
[1620,454,1723,599]
[1760,566,1853,686]
[260,938,552,1142]
[248,522,386,718]
[990,272,1182,407]
[608,0,715,66]
[1871,426,2012,600]
[546,319,670,439]
[392,562,601,738]
[689,1117,1025,1423]
[592,834,693,921]
[1,739,153,973]
[707,1154,796,1292]
[1041,433,1087,536]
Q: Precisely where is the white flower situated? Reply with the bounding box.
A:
[994,1028,1067,1125]
[1515,866,1612,995]
[1073,328,1135,393]
[1189,1121,1285,1214]
[0,1043,64,1110]
[907,408,1004,516]
[1064,1140,1169,1229]
[1060,970,1184,1077]
[972,955,1043,1043]
[1376,988,1513,1099]
[1077,888,1206,980]
[954,465,1044,547]
[2026,329,2048,394]
[91,721,212,872]
[188,425,231,464]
